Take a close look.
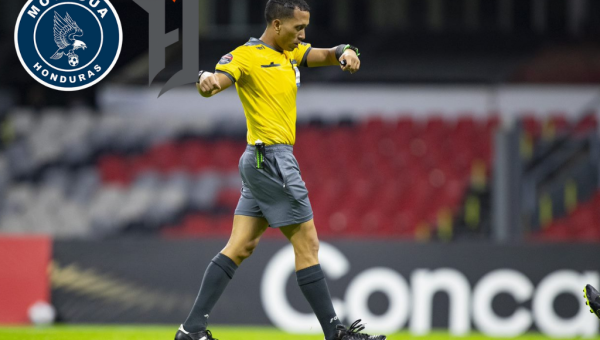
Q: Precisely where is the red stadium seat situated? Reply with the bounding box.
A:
[213,141,242,170]
[98,154,131,186]
[574,114,598,135]
[536,190,600,242]
[536,223,571,242]
[148,142,180,174]
[180,140,211,173]
[521,114,542,138]
[390,210,418,236]
[362,116,387,134]
[548,113,570,133]
[395,116,415,136]
[485,115,500,133]
[424,115,448,138]
[129,154,153,178]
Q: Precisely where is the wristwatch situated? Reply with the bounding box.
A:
[343,45,360,57]
[197,70,206,84]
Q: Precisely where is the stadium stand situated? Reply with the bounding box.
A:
[534,191,600,242]
[522,112,599,242]
[0,108,597,241]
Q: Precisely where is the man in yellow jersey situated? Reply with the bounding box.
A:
[175,1,386,340]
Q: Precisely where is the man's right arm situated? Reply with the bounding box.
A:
[196,72,234,98]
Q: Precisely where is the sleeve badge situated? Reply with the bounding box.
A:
[218,53,234,65]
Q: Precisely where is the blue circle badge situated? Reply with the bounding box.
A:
[15,0,123,91]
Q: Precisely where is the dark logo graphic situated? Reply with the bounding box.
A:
[219,54,233,65]
[15,0,123,91]
[132,0,199,97]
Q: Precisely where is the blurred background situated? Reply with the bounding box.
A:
[0,0,599,338]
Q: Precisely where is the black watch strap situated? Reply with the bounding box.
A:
[335,44,360,64]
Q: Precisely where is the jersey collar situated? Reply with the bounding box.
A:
[248,37,281,53]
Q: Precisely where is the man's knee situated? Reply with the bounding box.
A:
[239,241,259,260]
[225,239,260,262]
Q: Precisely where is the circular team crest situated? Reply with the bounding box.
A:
[15,0,122,91]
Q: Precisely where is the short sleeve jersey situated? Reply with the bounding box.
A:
[215,38,312,146]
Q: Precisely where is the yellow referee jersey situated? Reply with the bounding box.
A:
[215,38,312,146]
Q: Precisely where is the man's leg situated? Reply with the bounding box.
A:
[182,215,269,333]
[280,219,343,340]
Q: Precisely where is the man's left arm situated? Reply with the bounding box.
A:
[305,45,360,74]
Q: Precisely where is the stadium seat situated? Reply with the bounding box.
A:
[521,115,542,138]
[98,154,131,186]
[68,167,101,205]
[0,109,505,240]
[9,108,36,140]
[117,186,155,226]
[189,172,222,210]
[574,114,598,134]
[88,187,127,229]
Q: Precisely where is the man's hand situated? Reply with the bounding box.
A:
[196,72,222,97]
[339,50,360,74]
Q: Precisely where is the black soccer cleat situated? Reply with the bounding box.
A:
[174,325,218,340]
[334,319,387,340]
[584,284,600,320]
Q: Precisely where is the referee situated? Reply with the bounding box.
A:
[176,1,386,340]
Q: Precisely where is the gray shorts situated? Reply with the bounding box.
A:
[234,144,313,228]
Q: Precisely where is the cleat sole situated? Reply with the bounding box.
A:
[584,285,600,320]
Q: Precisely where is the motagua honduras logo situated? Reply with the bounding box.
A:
[15,0,123,91]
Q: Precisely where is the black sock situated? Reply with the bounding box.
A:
[296,264,342,340]
[183,253,238,333]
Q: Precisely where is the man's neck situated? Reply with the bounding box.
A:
[260,30,283,52]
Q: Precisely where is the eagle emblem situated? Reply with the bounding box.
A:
[50,12,87,67]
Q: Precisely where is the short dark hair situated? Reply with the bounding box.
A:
[264,0,310,24]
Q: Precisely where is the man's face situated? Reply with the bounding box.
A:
[276,8,310,51]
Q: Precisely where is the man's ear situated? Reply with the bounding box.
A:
[272,19,282,32]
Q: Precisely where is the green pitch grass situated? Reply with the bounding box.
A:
[0,325,598,340]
